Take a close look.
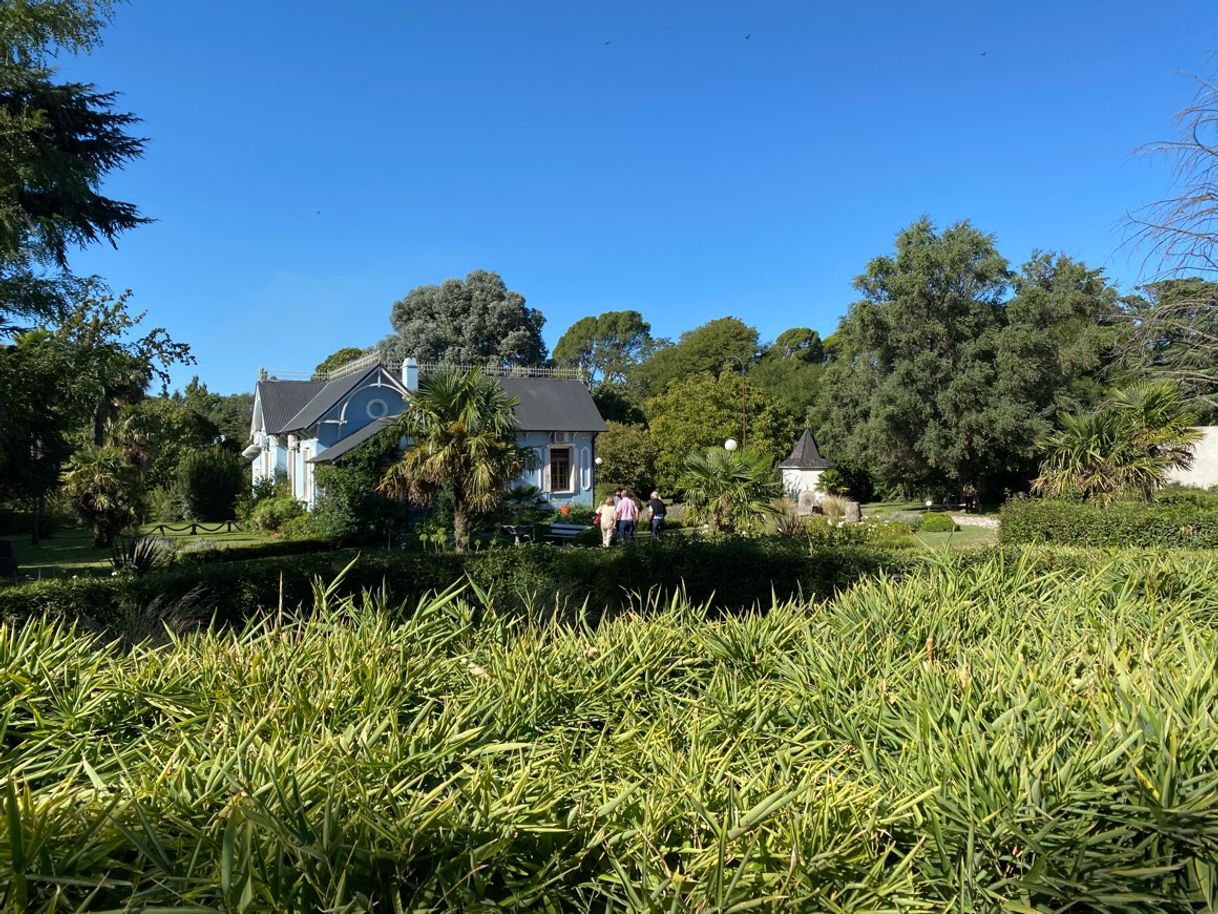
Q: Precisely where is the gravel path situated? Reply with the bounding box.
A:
[950,514,1000,529]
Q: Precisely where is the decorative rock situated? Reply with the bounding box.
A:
[844,501,862,524]
[797,490,819,517]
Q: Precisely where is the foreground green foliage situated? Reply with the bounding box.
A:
[3,553,1218,910]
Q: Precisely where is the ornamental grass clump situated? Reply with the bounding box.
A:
[3,552,1218,910]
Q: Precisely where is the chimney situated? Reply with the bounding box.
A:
[402,357,419,392]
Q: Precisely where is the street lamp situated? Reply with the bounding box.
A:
[724,438,738,452]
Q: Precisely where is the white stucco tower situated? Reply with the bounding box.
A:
[780,430,835,500]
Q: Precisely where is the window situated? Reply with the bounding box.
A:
[549,446,573,492]
[366,398,387,419]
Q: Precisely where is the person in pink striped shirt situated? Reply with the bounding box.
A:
[614,489,640,542]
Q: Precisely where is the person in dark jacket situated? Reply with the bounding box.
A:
[647,491,667,539]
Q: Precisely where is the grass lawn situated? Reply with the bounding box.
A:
[7,524,279,580]
[913,524,998,549]
[860,500,1000,549]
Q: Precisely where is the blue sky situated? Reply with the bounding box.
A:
[58,0,1218,393]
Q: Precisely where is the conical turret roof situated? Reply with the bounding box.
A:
[779,429,835,469]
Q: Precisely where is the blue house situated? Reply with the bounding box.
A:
[245,358,607,509]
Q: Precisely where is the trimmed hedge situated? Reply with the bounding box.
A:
[1000,498,1218,548]
[170,537,343,564]
[919,512,959,533]
[0,539,926,630]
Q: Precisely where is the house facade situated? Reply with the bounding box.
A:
[245,358,607,509]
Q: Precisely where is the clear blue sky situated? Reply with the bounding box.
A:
[58,0,1218,393]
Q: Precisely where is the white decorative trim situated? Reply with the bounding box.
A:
[366,398,388,419]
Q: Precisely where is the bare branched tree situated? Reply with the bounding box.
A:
[1122,76,1218,413]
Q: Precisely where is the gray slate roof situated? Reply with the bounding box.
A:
[498,378,607,433]
[780,430,835,469]
[257,379,327,435]
[279,368,377,435]
[309,417,395,465]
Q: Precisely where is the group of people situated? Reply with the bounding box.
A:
[596,488,666,547]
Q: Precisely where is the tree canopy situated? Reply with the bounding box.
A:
[313,346,365,378]
[379,270,546,366]
[633,317,758,397]
[553,310,654,385]
[817,218,1123,499]
[645,371,795,491]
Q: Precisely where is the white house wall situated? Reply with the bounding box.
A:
[1165,427,1218,490]
[782,468,824,499]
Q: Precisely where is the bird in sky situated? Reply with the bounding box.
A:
[745,33,751,39]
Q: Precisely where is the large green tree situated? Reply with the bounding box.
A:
[553,310,655,385]
[379,366,532,551]
[0,0,147,335]
[749,328,829,431]
[174,377,254,444]
[594,421,658,497]
[646,371,795,491]
[633,317,758,397]
[113,397,219,491]
[378,270,546,366]
[819,219,1121,499]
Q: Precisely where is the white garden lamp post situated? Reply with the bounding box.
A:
[724,438,738,452]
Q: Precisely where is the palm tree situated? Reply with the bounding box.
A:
[378,367,532,552]
[1033,382,1200,504]
[680,446,781,534]
[60,445,144,546]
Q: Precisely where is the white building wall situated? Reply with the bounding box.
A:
[1165,427,1218,490]
[782,468,825,499]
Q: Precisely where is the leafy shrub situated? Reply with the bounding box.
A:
[311,428,407,542]
[176,447,246,521]
[144,485,183,522]
[1157,485,1218,509]
[1000,498,1218,547]
[919,512,958,533]
[236,475,279,524]
[249,493,306,533]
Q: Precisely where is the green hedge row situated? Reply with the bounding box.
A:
[0,539,928,630]
[999,498,1218,548]
[168,537,344,564]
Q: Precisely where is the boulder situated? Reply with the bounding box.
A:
[844,501,862,524]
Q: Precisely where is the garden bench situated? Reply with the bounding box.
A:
[544,522,591,545]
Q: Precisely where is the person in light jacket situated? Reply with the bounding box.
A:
[598,495,617,547]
